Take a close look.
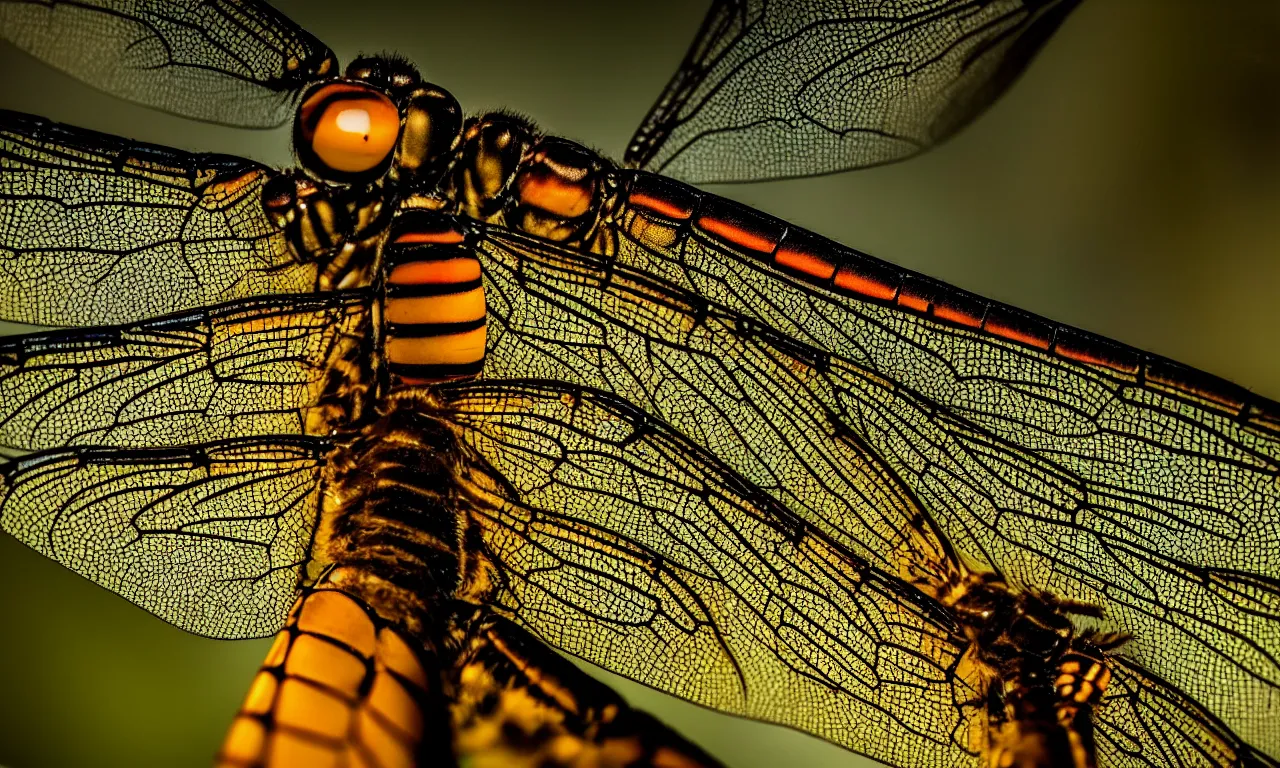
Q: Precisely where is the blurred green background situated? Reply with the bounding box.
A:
[1,1,1278,766]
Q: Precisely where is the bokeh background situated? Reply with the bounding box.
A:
[1,1,1278,766]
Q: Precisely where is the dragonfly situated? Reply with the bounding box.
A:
[0,1,1274,768]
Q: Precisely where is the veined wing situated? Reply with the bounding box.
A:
[214,572,726,767]
[1096,657,1279,768]
[0,110,317,325]
[0,0,336,127]
[444,380,1279,767]
[0,291,369,453]
[445,604,726,767]
[626,0,1080,182]
[0,436,329,638]
[473,174,1280,759]
[442,380,976,768]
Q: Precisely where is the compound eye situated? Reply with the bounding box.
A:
[296,82,400,180]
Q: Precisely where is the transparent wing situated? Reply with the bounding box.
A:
[1095,657,1280,768]
[626,0,1080,182]
[0,110,317,325]
[474,187,1280,759]
[443,380,977,768]
[0,291,369,453]
[445,604,726,767]
[0,0,336,127]
[0,436,329,638]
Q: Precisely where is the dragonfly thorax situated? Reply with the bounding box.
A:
[311,392,491,634]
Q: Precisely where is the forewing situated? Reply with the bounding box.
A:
[0,110,316,325]
[626,0,1080,181]
[1094,657,1280,768]
[0,437,329,638]
[475,189,1280,759]
[478,226,954,584]
[0,291,369,453]
[442,380,976,768]
[0,0,335,127]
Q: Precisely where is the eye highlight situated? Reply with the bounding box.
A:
[296,82,400,179]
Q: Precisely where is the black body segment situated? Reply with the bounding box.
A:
[382,213,488,383]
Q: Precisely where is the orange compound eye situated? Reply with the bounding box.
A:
[296,82,400,179]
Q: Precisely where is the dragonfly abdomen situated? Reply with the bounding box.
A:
[217,570,454,768]
[382,214,487,385]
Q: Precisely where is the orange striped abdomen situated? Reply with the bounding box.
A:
[216,583,447,768]
[383,212,486,385]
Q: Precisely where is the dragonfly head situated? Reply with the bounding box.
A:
[292,56,463,193]
[295,79,401,183]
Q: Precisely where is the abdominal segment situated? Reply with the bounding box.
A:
[382,212,487,385]
[216,573,451,768]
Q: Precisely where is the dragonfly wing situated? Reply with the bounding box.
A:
[626,0,1080,182]
[444,604,727,767]
[0,110,317,326]
[0,291,369,452]
[475,182,1280,760]
[478,226,955,584]
[1095,656,1280,768]
[442,380,976,767]
[0,0,335,127]
[0,436,329,638]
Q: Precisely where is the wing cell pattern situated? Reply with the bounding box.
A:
[443,380,1280,767]
[444,380,976,768]
[0,437,329,638]
[0,291,369,452]
[445,604,726,767]
[0,110,317,326]
[626,0,1080,181]
[475,210,1280,757]
[0,0,336,126]
[1096,657,1279,767]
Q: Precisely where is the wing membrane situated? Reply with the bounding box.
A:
[1095,657,1280,767]
[0,437,329,638]
[0,110,316,325]
[477,229,953,582]
[443,380,975,767]
[0,0,336,127]
[475,213,1280,757]
[626,0,1080,181]
[0,291,369,452]
[445,605,725,767]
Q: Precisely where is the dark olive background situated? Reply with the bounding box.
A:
[1,1,1278,767]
